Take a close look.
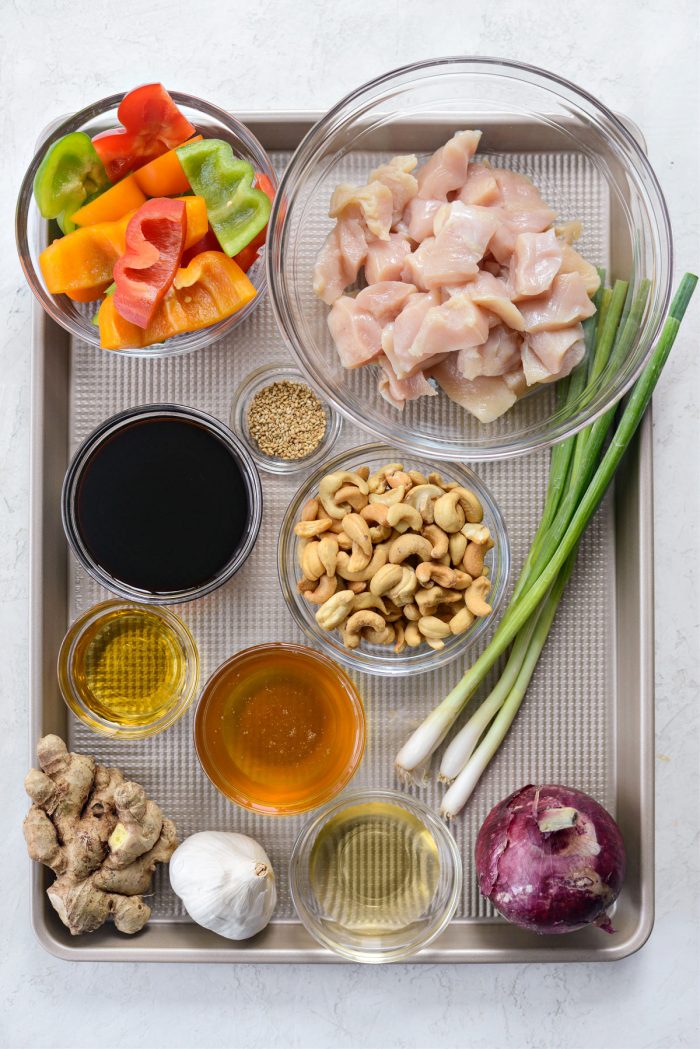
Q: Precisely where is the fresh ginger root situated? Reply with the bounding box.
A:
[24,735,178,936]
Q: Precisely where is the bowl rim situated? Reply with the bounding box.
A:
[57,599,200,740]
[277,441,511,676]
[16,89,277,358]
[266,55,673,461]
[61,402,263,604]
[288,786,464,962]
[192,641,367,815]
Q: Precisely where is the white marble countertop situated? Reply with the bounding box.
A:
[1,2,698,1047]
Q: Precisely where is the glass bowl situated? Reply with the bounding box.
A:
[62,404,263,604]
[57,600,199,740]
[267,57,672,461]
[278,443,510,676]
[193,643,366,815]
[289,789,463,963]
[230,362,341,475]
[16,90,276,358]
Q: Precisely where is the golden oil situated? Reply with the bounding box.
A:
[59,602,198,736]
[309,801,441,933]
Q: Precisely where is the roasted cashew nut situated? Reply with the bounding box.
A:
[387,566,418,607]
[388,533,433,565]
[434,487,484,533]
[463,541,487,578]
[404,622,422,647]
[301,498,319,522]
[318,471,370,519]
[387,503,423,534]
[336,541,390,582]
[417,616,452,640]
[342,514,372,558]
[318,535,339,577]
[387,470,412,490]
[403,602,420,622]
[461,522,491,544]
[465,575,492,616]
[368,463,404,494]
[347,543,372,574]
[404,483,443,524]
[342,610,389,649]
[449,532,468,566]
[415,562,472,590]
[393,620,406,654]
[369,563,404,597]
[315,590,355,630]
[306,574,338,605]
[347,580,367,594]
[294,518,333,538]
[301,541,325,581]
[369,485,406,507]
[407,470,428,486]
[352,593,388,613]
[335,484,369,511]
[449,606,475,635]
[422,523,449,559]
[360,503,388,526]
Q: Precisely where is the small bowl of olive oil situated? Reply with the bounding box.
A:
[289,789,463,962]
[58,601,199,739]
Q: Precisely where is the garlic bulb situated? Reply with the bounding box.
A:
[169,831,277,940]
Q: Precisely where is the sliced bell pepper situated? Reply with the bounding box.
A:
[231,174,277,271]
[113,198,187,328]
[67,283,111,303]
[180,226,220,267]
[176,139,271,257]
[71,174,146,227]
[133,134,202,197]
[93,84,196,181]
[33,132,111,234]
[98,251,256,349]
[39,196,207,296]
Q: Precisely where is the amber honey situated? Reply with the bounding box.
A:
[195,644,365,814]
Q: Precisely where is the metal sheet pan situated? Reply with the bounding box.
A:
[29,113,654,963]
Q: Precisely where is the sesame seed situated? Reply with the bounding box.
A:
[247,380,327,460]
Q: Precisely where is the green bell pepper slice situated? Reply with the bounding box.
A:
[33,132,111,234]
[175,139,271,257]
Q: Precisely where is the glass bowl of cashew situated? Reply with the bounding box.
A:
[277,443,510,676]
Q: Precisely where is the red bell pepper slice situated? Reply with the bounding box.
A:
[93,84,196,182]
[180,226,221,268]
[113,198,187,328]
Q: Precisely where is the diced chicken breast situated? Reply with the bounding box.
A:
[370,156,418,222]
[385,290,442,378]
[556,220,582,245]
[457,163,500,206]
[523,324,585,375]
[466,270,526,331]
[432,354,520,423]
[403,197,442,242]
[312,217,368,304]
[401,202,500,290]
[416,130,482,200]
[518,273,596,332]
[511,229,563,298]
[521,336,585,386]
[410,293,490,363]
[457,324,522,380]
[327,282,417,369]
[492,168,547,209]
[377,351,437,410]
[364,233,412,284]
[329,181,394,240]
[559,243,601,296]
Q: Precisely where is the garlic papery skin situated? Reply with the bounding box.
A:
[169,831,277,940]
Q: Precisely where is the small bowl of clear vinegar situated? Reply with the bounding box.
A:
[289,789,463,962]
[58,600,199,739]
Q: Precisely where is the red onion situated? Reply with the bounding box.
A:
[475,784,626,935]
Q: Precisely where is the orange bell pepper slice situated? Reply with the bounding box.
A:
[40,196,208,295]
[71,174,147,227]
[133,135,202,197]
[66,283,110,303]
[98,250,256,350]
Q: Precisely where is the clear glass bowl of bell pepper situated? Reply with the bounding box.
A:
[16,90,277,357]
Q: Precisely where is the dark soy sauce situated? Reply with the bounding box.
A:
[76,416,249,594]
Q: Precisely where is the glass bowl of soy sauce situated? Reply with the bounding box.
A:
[62,405,263,604]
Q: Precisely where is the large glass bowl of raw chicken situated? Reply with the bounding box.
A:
[267,58,672,460]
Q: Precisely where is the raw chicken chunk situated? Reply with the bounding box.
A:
[511,229,563,298]
[457,163,500,206]
[370,156,418,222]
[416,130,482,201]
[403,198,442,242]
[329,180,394,240]
[410,293,490,364]
[365,233,412,284]
[457,324,521,381]
[521,324,585,385]
[519,273,596,332]
[384,290,443,378]
[377,351,437,410]
[466,270,526,331]
[559,243,601,296]
[313,217,368,304]
[327,282,416,369]
[401,203,500,289]
[431,354,522,423]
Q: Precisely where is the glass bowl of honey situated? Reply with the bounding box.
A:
[58,600,199,739]
[194,643,366,815]
[289,789,463,963]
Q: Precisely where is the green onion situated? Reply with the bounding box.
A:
[395,274,697,788]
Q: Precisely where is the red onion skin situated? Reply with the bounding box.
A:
[475,784,626,935]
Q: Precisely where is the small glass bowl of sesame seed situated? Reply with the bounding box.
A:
[231,363,341,475]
